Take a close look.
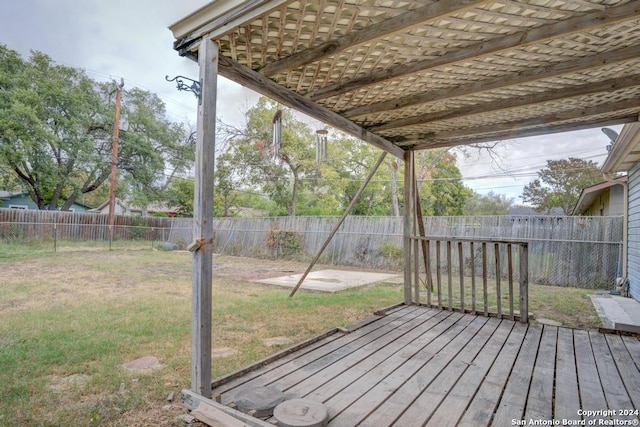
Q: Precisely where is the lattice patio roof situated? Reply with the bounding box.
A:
[170,0,640,157]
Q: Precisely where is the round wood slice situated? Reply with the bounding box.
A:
[273,398,329,427]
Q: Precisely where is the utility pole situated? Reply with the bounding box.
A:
[108,79,124,246]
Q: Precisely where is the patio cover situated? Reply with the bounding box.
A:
[170,0,640,157]
[169,0,640,401]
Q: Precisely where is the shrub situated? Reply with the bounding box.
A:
[267,229,303,259]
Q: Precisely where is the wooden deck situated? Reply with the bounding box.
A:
[209,305,640,426]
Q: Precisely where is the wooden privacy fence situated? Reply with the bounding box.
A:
[412,236,528,322]
[0,209,623,289]
[194,215,621,289]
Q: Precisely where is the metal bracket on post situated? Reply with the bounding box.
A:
[165,75,202,102]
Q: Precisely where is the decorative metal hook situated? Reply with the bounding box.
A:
[165,75,201,101]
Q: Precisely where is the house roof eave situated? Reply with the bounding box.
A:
[602,122,640,173]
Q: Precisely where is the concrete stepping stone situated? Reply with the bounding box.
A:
[123,355,161,371]
[273,398,329,427]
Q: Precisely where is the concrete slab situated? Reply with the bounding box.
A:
[255,269,400,293]
[590,294,640,333]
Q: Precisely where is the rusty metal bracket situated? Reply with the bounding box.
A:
[187,239,207,252]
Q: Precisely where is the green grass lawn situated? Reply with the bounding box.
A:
[0,243,602,426]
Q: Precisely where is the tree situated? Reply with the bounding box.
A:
[0,46,192,210]
[220,98,320,216]
[464,191,513,215]
[521,157,603,214]
[416,149,473,216]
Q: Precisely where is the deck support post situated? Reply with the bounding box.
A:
[191,38,218,398]
[403,150,415,304]
[519,243,529,323]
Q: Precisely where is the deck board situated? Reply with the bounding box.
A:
[208,305,640,426]
[554,328,580,420]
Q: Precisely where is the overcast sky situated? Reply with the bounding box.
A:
[0,0,618,203]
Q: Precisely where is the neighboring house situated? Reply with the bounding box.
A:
[0,191,92,212]
[90,198,180,217]
[601,122,640,301]
[571,176,627,216]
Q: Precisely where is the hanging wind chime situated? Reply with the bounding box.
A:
[316,129,328,164]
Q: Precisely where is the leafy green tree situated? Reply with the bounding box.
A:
[464,191,513,215]
[220,97,319,216]
[166,177,194,217]
[522,157,602,214]
[0,46,192,210]
[416,149,472,216]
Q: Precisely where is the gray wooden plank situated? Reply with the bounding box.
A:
[589,331,636,420]
[621,335,640,366]
[214,305,423,401]
[388,318,503,426]
[306,312,465,419]
[283,307,444,397]
[605,334,640,410]
[336,315,489,426]
[326,314,479,426]
[293,311,455,401]
[427,321,515,427]
[490,323,543,426]
[573,329,607,423]
[554,328,581,420]
[525,325,558,420]
[256,307,430,393]
[457,321,528,427]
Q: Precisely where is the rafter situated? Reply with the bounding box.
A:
[342,45,640,119]
[309,1,640,101]
[258,0,491,77]
[400,100,640,150]
[369,73,640,132]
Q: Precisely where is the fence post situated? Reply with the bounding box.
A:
[519,243,529,323]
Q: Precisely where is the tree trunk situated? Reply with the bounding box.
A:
[289,166,299,216]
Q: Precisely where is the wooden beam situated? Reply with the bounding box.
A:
[402,108,640,150]
[182,389,274,427]
[370,74,640,132]
[216,54,405,158]
[403,150,415,305]
[309,1,640,101]
[191,38,218,399]
[429,98,640,141]
[259,0,490,77]
[341,44,640,119]
[407,113,638,150]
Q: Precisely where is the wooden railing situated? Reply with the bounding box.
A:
[412,236,529,323]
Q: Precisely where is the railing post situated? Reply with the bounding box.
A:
[519,243,529,324]
[403,150,414,305]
